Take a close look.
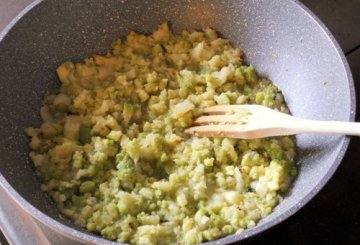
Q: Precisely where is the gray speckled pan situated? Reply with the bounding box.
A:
[0,0,355,244]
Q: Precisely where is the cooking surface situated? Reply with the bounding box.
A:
[0,0,359,244]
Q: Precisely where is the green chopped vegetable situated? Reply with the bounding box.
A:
[26,22,296,245]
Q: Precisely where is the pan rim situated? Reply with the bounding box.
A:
[0,0,355,244]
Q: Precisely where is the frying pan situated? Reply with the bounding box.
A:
[0,0,355,244]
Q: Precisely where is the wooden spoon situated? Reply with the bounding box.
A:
[185,105,360,139]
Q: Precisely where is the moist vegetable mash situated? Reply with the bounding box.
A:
[26,23,297,245]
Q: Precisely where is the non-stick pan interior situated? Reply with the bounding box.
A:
[0,0,354,244]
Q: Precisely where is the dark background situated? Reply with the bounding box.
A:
[0,0,359,244]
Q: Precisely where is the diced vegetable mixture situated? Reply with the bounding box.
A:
[26,23,296,245]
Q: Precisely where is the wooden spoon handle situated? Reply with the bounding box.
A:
[291,118,360,136]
